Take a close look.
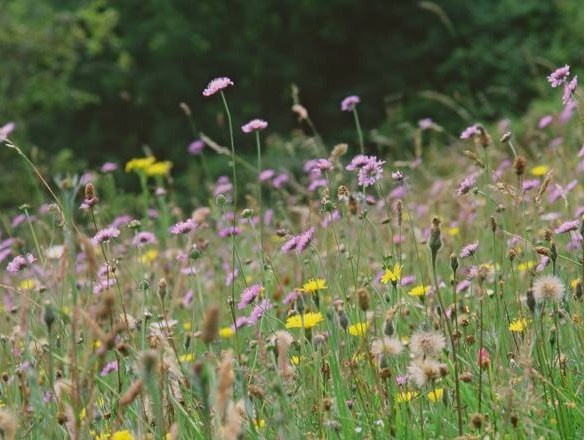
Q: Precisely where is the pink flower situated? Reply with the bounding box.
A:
[272,174,289,188]
[100,361,118,377]
[459,124,479,140]
[202,77,234,96]
[341,95,360,112]
[241,119,268,133]
[554,220,580,234]
[0,122,15,142]
[170,219,196,235]
[456,175,476,196]
[418,118,433,129]
[188,139,205,155]
[538,115,553,129]
[92,228,120,245]
[563,76,578,104]
[357,157,385,187]
[101,162,118,173]
[132,231,157,247]
[460,241,479,258]
[259,169,275,182]
[547,65,570,88]
[7,253,35,273]
[238,284,263,309]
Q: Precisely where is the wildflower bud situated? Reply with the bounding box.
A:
[189,245,203,260]
[428,217,443,262]
[513,155,526,176]
[477,347,490,369]
[241,208,254,219]
[357,288,370,311]
[439,363,449,377]
[470,413,484,429]
[158,278,167,302]
[337,186,349,203]
[179,102,192,116]
[477,265,489,285]
[490,216,497,233]
[507,247,518,261]
[330,143,348,159]
[84,183,95,200]
[544,228,553,242]
[500,131,512,143]
[465,335,475,345]
[526,289,536,312]
[450,253,459,273]
[338,310,349,331]
[383,318,394,336]
[292,104,308,121]
[534,246,550,257]
[574,281,583,301]
[295,295,305,313]
[550,241,558,263]
[128,219,142,230]
[459,372,473,383]
[139,279,150,292]
[395,200,403,226]
[476,125,492,148]
[215,194,228,207]
[549,325,556,346]
[323,199,336,213]
[510,414,519,428]
[43,304,56,331]
[201,304,220,345]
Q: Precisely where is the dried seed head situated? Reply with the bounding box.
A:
[500,131,512,143]
[84,183,95,200]
[513,155,526,176]
[470,413,484,429]
[490,216,497,233]
[459,372,473,383]
[357,288,370,311]
[428,217,443,260]
[158,278,167,302]
[201,304,220,345]
[507,247,518,261]
[120,379,144,406]
[337,186,350,203]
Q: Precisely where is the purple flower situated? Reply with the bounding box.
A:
[400,275,416,286]
[230,316,249,331]
[554,220,580,234]
[7,253,35,273]
[282,291,298,305]
[536,255,550,272]
[456,279,471,293]
[132,231,158,247]
[460,241,479,258]
[92,228,120,245]
[538,115,553,129]
[547,65,570,88]
[395,375,408,386]
[183,290,193,308]
[110,215,133,229]
[522,179,540,192]
[560,101,577,124]
[170,219,196,235]
[203,77,234,96]
[295,227,315,253]
[357,157,385,187]
[346,155,370,171]
[259,169,275,182]
[100,361,118,377]
[0,122,15,142]
[456,175,476,196]
[11,214,27,229]
[248,299,272,324]
[80,196,99,211]
[241,119,268,133]
[188,139,205,155]
[218,226,241,237]
[460,124,479,140]
[563,76,578,104]
[94,278,116,294]
[238,284,263,309]
[272,174,289,188]
[101,162,118,173]
[308,178,328,191]
[418,118,433,130]
[341,95,360,112]
[281,236,299,252]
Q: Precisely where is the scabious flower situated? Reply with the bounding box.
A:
[259,169,275,182]
[248,299,272,324]
[456,175,476,195]
[533,275,565,302]
[218,226,241,237]
[132,231,157,247]
[460,124,479,140]
[93,278,116,294]
[170,219,196,235]
[238,284,263,309]
[357,156,385,187]
[188,139,205,155]
[0,122,15,142]
[345,155,370,171]
[7,254,35,273]
[295,227,315,253]
[522,179,540,192]
[341,95,360,112]
[554,219,580,234]
[100,361,119,377]
[101,162,118,173]
[282,291,298,305]
[285,312,323,329]
[241,119,268,133]
[460,241,479,258]
[538,115,553,129]
[563,75,578,104]
[202,77,234,96]
[92,228,120,245]
[272,173,289,188]
[547,65,570,88]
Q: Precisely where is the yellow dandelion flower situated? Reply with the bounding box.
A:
[530,165,549,177]
[448,226,460,236]
[94,340,102,350]
[219,327,234,338]
[94,433,111,440]
[517,261,536,272]
[348,322,368,337]
[400,336,409,345]
[570,278,580,290]
[254,419,266,429]
[179,353,195,363]
[112,430,134,440]
[125,156,156,173]
[146,160,173,177]
[139,249,158,264]
[301,278,327,294]
[509,318,531,333]
[290,355,300,365]
[407,285,429,297]
[396,391,417,403]
[182,322,192,331]
[381,263,402,285]
[62,306,71,315]
[285,312,323,329]
[427,388,443,403]
[80,408,87,421]
[18,279,36,289]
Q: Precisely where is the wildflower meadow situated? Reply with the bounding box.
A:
[0,43,584,440]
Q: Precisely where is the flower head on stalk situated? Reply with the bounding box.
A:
[203,77,234,97]
[341,95,360,112]
[241,119,268,133]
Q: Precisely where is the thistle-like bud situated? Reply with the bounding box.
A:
[470,413,484,429]
[507,247,518,261]
[43,304,56,331]
[84,183,95,200]
[241,208,254,219]
[450,252,459,273]
[526,289,536,312]
[158,278,167,302]
[337,186,350,203]
[357,288,370,311]
[337,310,349,331]
[128,219,142,230]
[215,194,228,207]
[513,155,526,177]
[550,241,558,264]
[428,217,443,263]
[201,304,220,345]
[499,131,512,143]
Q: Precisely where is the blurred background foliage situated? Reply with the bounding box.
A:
[0,0,583,207]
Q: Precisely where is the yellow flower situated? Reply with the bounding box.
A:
[94,340,102,350]
[80,408,87,421]
[448,226,460,236]
[301,278,327,294]
[62,306,71,315]
[219,327,234,338]
[348,322,368,337]
[183,322,192,331]
[407,285,429,297]
[396,391,417,403]
[381,264,402,285]
[125,156,156,173]
[530,165,549,177]
[139,249,158,264]
[254,419,266,429]
[509,318,531,333]
[112,430,134,440]
[146,160,173,177]
[428,388,443,403]
[179,353,195,363]
[285,312,323,329]
[290,355,300,365]
[94,433,111,440]
[517,261,535,272]
[570,278,581,290]
[18,279,36,289]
